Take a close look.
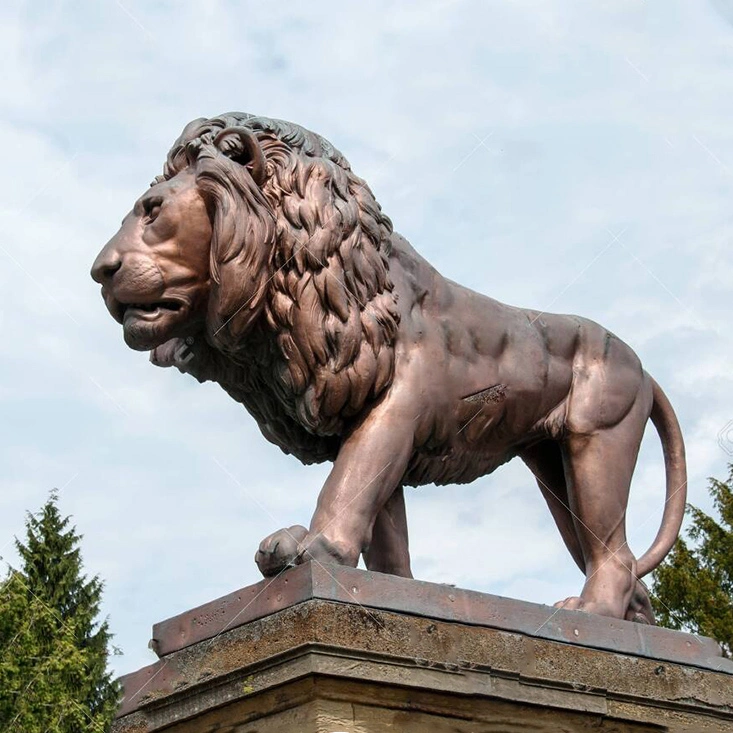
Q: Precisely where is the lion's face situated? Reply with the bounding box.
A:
[92,114,399,439]
[91,170,213,350]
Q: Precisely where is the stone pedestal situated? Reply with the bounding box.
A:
[113,563,733,732]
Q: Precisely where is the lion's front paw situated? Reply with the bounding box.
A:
[255,526,361,577]
[255,525,309,577]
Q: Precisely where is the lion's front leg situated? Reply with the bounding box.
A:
[255,398,415,578]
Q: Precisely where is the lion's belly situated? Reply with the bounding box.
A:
[403,446,517,487]
[403,397,546,487]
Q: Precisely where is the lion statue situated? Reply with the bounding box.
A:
[91,112,687,624]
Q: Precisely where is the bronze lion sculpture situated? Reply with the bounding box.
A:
[92,112,687,624]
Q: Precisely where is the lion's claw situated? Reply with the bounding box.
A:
[255,525,308,577]
[553,596,583,611]
[553,579,655,624]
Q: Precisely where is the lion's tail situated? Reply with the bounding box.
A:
[636,377,687,578]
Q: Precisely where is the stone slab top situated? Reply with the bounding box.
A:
[149,561,731,674]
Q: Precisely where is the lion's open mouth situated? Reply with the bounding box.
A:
[115,298,189,350]
[116,300,183,323]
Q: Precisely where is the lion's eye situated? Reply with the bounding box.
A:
[143,197,163,223]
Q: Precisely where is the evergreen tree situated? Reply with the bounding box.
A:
[652,464,733,657]
[0,492,119,731]
[0,571,92,731]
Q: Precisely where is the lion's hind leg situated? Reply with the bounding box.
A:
[558,394,650,620]
[521,440,584,574]
[522,439,655,623]
[364,487,413,578]
[626,581,655,625]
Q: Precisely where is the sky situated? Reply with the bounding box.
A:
[1,0,732,677]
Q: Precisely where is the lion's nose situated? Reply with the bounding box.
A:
[91,251,122,285]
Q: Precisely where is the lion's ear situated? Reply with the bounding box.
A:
[214,127,267,186]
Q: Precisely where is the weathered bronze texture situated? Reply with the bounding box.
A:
[92,113,687,623]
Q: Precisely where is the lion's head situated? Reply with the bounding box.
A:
[92,113,400,443]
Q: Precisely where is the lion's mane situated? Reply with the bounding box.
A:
[159,113,400,462]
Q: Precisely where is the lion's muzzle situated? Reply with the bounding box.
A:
[90,241,122,288]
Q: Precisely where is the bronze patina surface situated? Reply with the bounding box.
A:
[92,113,687,623]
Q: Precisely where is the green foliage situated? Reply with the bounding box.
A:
[0,492,120,732]
[652,465,733,657]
